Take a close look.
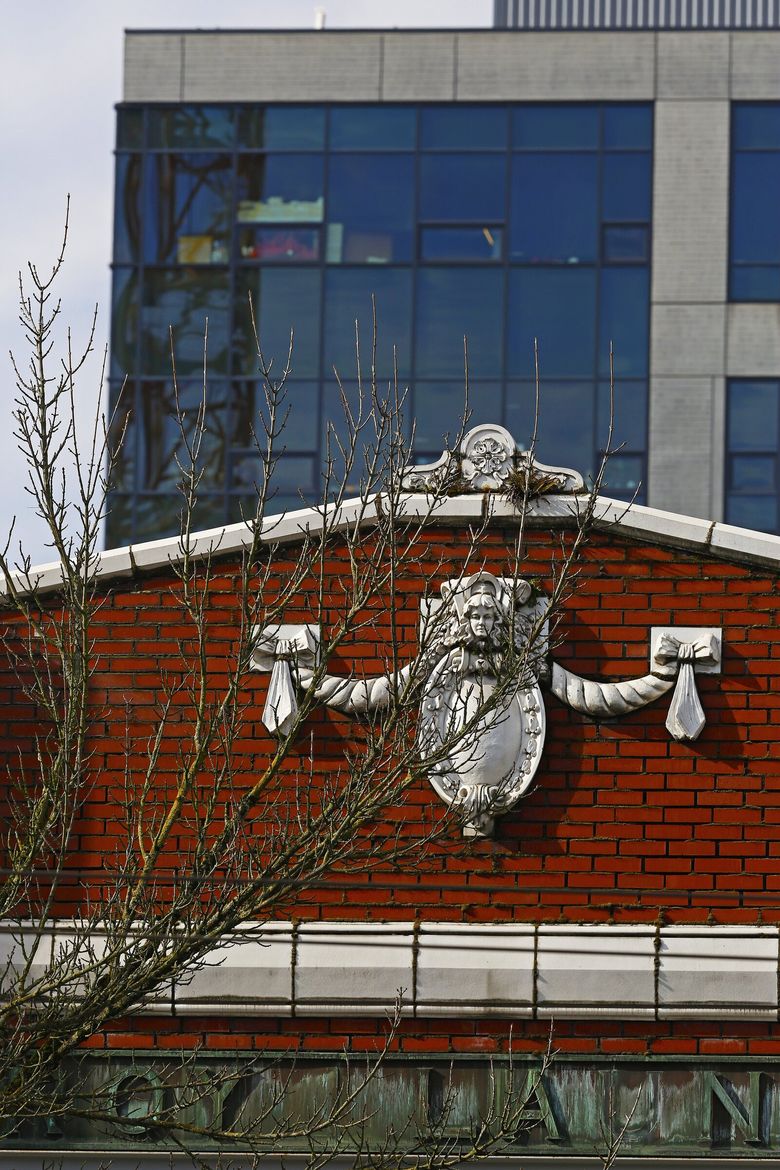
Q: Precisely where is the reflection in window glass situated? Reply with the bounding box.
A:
[106,494,135,548]
[505,381,595,474]
[111,269,139,380]
[412,382,502,456]
[603,105,653,150]
[419,155,506,222]
[420,107,507,151]
[229,380,319,454]
[510,153,598,263]
[117,107,144,150]
[324,269,413,380]
[416,269,503,379]
[598,267,649,378]
[237,155,324,225]
[148,106,234,150]
[330,107,415,150]
[507,268,597,379]
[327,154,414,263]
[728,381,779,450]
[602,153,652,222]
[138,380,229,492]
[238,107,325,150]
[144,154,232,265]
[238,226,320,262]
[141,269,230,376]
[513,106,599,150]
[107,383,136,493]
[114,155,143,264]
[235,269,322,378]
[420,227,503,262]
[320,382,404,496]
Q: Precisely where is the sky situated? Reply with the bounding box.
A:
[0,0,489,566]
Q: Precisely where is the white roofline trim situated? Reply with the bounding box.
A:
[3,490,780,598]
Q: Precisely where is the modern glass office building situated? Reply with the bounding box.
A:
[110,25,780,546]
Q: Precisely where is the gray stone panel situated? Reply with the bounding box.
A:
[651,101,729,304]
[727,304,780,375]
[731,32,780,99]
[648,376,719,519]
[181,33,382,102]
[651,303,726,376]
[456,31,655,100]
[656,33,729,99]
[382,33,456,100]
[124,33,183,102]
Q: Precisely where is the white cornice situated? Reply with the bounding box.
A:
[4,490,780,599]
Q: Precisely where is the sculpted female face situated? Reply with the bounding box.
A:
[466,593,497,639]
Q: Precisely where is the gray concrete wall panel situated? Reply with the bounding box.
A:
[731,32,780,99]
[727,305,780,375]
[648,377,721,519]
[124,33,183,102]
[181,33,382,102]
[651,101,729,304]
[656,32,730,99]
[651,304,726,376]
[381,33,456,100]
[454,32,655,99]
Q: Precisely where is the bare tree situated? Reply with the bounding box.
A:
[0,223,620,1164]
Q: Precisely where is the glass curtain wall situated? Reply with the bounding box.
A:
[110,102,652,546]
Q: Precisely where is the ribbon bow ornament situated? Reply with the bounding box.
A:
[653,632,720,743]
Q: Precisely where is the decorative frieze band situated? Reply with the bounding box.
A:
[7,922,774,1020]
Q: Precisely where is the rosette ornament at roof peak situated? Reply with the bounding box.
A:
[400,423,585,495]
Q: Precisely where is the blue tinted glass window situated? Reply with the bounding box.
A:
[330,107,415,150]
[505,381,595,474]
[420,227,503,262]
[602,453,644,496]
[728,381,778,450]
[730,454,776,491]
[420,107,507,150]
[599,267,649,378]
[235,269,322,378]
[237,155,324,224]
[228,380,320,460]
[138,379,229,492]
[143,154,232,265]
[510,153,598,263]
[327,154,414,263]
[603,105,653,150]
[602,153,651,222]
[237,107,325,149]
[731,267,780,300]
[726,494,778,531]
[148,106,234,149]
[513,106,599,150]
[603,225,649,264]
[733,105,780,149]
[114,154,143,264]
[419,155,506,222]
[415,269,503,379]
[117,108,144,150]
[324,269,413,380]
[597,380,647,450]
[412,382,502,456]
[111,269,139,380]
[507,268,597,379]
[732,154,780,264]
[141,269,230,377]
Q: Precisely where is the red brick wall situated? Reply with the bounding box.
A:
[2,523,778,1057]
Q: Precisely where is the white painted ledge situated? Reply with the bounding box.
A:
[5,921,779,1019]
[6,486,780,598]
